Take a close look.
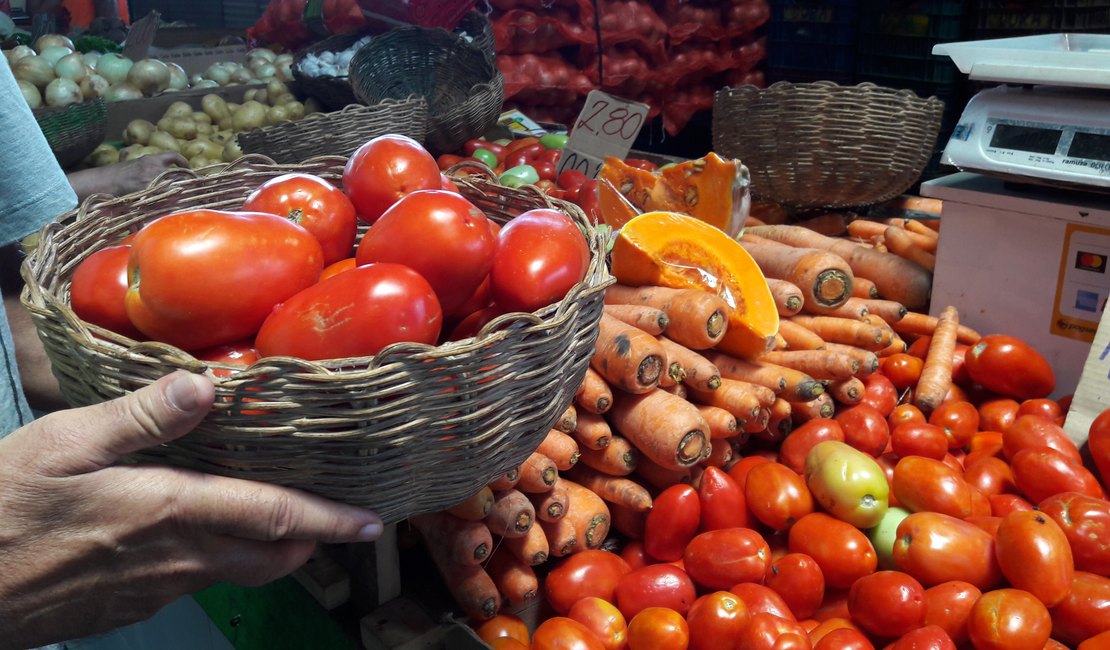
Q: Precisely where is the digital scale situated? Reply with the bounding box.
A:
[933,33,1110,191]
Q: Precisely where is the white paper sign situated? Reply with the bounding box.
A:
[1063,306,1110,447]
[556,90,650,179]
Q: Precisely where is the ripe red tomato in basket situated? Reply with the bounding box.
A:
[125,209,323,352]
[242,172,357,266]
[544,549,632,616]
[489,208,590,313]
[343,134,441,224]
[70,244,144,340]
[964,334,1055,400]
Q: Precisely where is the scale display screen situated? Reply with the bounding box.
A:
[1069,132,1110,163]
[989,123,1062,154]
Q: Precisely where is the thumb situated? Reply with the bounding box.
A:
[23,370,215,476]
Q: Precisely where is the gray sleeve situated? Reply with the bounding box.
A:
[0,54,79,246]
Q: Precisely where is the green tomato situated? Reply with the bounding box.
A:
[539,133,569,150]
[498,164,540,188]
[472,148,498,168]
[804,440,890,529]
[867,507,913,570]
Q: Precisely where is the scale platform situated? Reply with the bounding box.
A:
[933,33,1110,89]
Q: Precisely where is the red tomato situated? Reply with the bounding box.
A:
[620,540,651,571]
[440,174,460,194]
[962,457,1018,497]
[964,334,1055,400]
[808,618,861,646]
[1086,406,1110,483]
[995,510,1074,607]
[126,210,323,352]
[779,419,846,474]
[242,173,357,265]
[1079,631,1110,650]
[882,353,923,390]
[576,179,601,224]
[544,550,632,615]
[889,404,927,429]
[255,263,441,360]
[343,134,441,224]
[1010,447,1105,504]
[319,257,358,282]
[1017,398,1063,423]
[697,466,752,531]
[730,582,798,621]
[568,597,627,650]
[813,627,874,650]
[892,456,976,518]
[1002,414,1083,464]
[978,398,1020,433]
[923,580,980,646]
[736,613,812,650]
[558,169,589,192]
[70,245,144,339]
[615,563,697,620]
[875,452,902,508]
[195,339,258,374]
[623,158,659,172]
[892,512,1003,589]
[890,422,949,460]
[834,404,890,457]
[765,553,825,621]
[989,493,1034,517]
[531,617,605,650]
[860,373,898,416]
[474,614,530,645]
[788,513,877,590]
[745,461,815,531]
[684,527,772,591]
[626,607,689,650]
[967,589,1052,650]
[686,591,750,650]
[489,208,590,313]
[728,455,773,490]
[886,625,956,650]
[1037,492,1110,575]
[464,139,506,161]
[928,400,979,450]
[965,515,1003,537]
[1049,571,1110,647]
[847,570,927,638]
[964,430,1005,468]
[437,153,464,170]
[487,639,527,650]
[644,484,701,562]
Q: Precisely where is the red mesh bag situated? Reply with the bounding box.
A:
[664,2,726,46]
[581,46,656,97]
[248,0,314,49]
[492,9,592,54]
[723,0,770,37]
[593,0,668,63]
[662,81,715,135]
[499,52,597,105]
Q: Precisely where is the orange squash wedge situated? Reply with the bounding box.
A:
[610,211,779,359]
[597,153,750,236]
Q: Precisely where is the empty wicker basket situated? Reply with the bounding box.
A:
[33,99,108,169]
[712,81,946,209]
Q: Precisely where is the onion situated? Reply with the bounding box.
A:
[79,73,110,99]
[45,77,82,107]
[80,51,102,68]
[166,62,189,90]
[254,63,277,81]
[38,45,72,68]
[203,62,232,86]
[8,45,35,63]
[247,47,276,64]
[103,83,143,102]
[189,73,204,86]
[96,53,133,85]
[54,52,89,81]
[33,33,75,53]
[193,79,220,89]
[230,66,254,84]
[17,80,42,109]
[127,59,171,96]
[13,56,55,89]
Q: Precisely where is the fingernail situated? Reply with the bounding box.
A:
[356,521,383,542]
[166,372,201,411]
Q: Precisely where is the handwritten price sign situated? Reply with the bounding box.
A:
[556,90,650,179]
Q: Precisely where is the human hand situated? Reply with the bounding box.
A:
[0,371,384,650]
[110,151,190,195]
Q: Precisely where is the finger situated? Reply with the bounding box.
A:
[173,471,384,544]
[160,152,188,168]
[22,371,214,476]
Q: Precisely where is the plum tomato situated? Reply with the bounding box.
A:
[489,208,590,313]
[644,484,700,562]
[764,553,825,621]
[343,134,441,224]
[847,570,927,639]
[242,172,357,265]
[922,580,980,646]
[1048,571,1110,647]
[567,597,626,650]
[626,607,689,650]
[746,461,815,531]
[967,589,1051,650]
[1002,414,1082,464]
[544,550,632,616]
[686,591,750,650]
[530,617,604,650]
[1037,492,1110,575]
[614,563,697,620]
[892,511,1003,590]
[834,404,890,457]
[964,334,1055,400]
[70,244,144,339]
[995,510,1074,607]
[788,513,877,590]
[683,527,772,591]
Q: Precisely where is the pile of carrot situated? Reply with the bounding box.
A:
[412,209,975,623]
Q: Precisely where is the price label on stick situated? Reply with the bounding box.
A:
[556,90,651,179]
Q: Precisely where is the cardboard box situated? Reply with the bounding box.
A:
[103,83,261,140]
[920,172,1110,402]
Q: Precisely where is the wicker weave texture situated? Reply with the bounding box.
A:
[456,10,495,63]
[712,82,945,209]
[291,32,367,111]
[237,97,428,164]
[20,155,611,523]
[348,26,504,155]
[33,99,108,169]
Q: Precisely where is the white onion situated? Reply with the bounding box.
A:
[80,51,102,68]
[13,56,55,89]
[203,62,232,86]
[254,63,277,81]
[230,66,254,84]
[8,45,35,63]
[38,45,72,68]
[95,53,133,85]
[193,79,220,89]
[189,73,204,86]
[166,62,189,90]
[103,83,143,101]
[127,59,170,96]
[79,73,110,100]
[33,34,74,54]
[17,80,42,109]
[247,48,276,64]
[45,77,81,107]
[54,53,89,81]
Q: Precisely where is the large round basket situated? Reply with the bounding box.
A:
[455,9,495,63]
[712,81,945,209]
[291,32,369,111]
[19,155,611,524]
[348,26,504,155]
[33,98,108,170]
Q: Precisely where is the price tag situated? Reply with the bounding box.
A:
[1063,307,1110,447]
[556,90,651,179]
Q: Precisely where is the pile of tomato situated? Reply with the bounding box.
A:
[69,134,591,364]
[473,335,1110,650]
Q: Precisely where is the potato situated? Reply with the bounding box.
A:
[231,100,267,132]
[147,130,180,153]
[162,100,193,120]
[87,143,120,167]
[123,119,155,146]
[201,94,230,122]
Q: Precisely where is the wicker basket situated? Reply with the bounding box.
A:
[33,99,108,170]
[455,9,495,63]
[348,26,504,155]
[712,81,945,209]
[291,32,369,111]
[237,97,428,164]
[19,155,611,524]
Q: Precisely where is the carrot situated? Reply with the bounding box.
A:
[792,211,849,236]
[745,405,772,434]
[758,349,861,381]
[767,397,793,439]
[745,224,932,310]
[790,315,888,351]
[804,296,870,321]
[819,342,880,377]
[446,485,496,522]
[608,502,646,539]
[687,379,763,428]
[702,437,734,468]
[656,336,721,391]
[538,518,577,558]
[739,236,854,312]
[517,452,559,494]
[503,520,549,566]
[905,218,940,247]
[604,284,729,350]
[751,199,790,225]
[576,367,614,414]
[913,305,959,414]
[849,219,935,251]
[657,354,685,388]
[851,276,880,299]
[537,429,580,472]
[695,404,740,439]
[529,481,569,522]
[884,225,936,272]
[789,392,835,424]
[886,195,943,216]
[744,215,767,227]
[603,304,670,336]
[560,479,612,551]
[484,489,535,539]
[894,311,981,345]
[828,376,865,405]
[409,511,495,566]
[766,277,805,317]
[487,467,520,492]
[661,382,688,400]
[484,550,540,608]
[705,351,826,402]
[855,298,907,325]
[773,331,789,352]
[591,312,666,394]
[573,410,613,451]
[635,454,693,490]
[777,318,827,351]
[877,332,908,357]
[424,546,500,621]
[578,435,638,476]
[609,388,709,471]
[554,404,577,434]
[567,465,653,512]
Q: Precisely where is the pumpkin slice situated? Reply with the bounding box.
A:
[597,153,750,236]
[611,211,779,359]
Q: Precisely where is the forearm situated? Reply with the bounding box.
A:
[66,167,120,203]
[4,291,66,412]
